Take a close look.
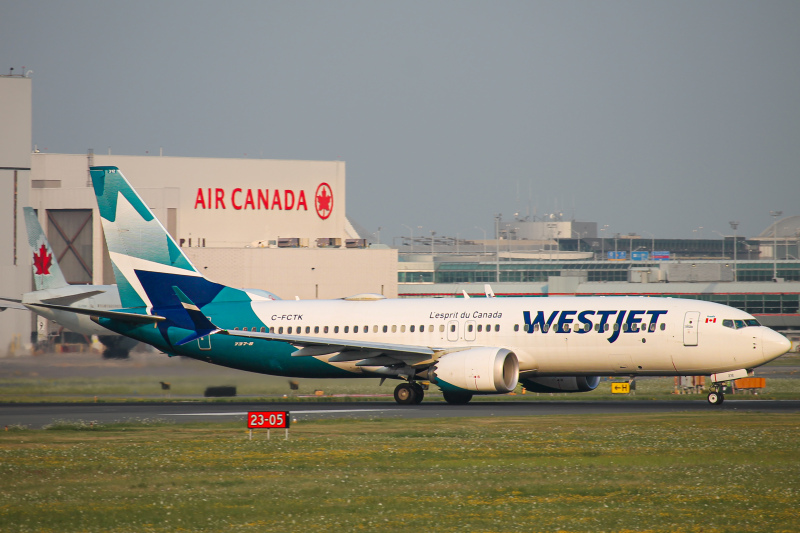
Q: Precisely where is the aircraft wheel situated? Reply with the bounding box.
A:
[707,392,724,405]
[442,391,473,405]
[411,383,424,404]
[394,383,416,405]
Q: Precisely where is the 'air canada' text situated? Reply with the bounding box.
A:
[194,188,309,211]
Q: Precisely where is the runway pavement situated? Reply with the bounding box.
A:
[3,399,800,429]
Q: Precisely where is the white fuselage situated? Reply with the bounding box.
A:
[226,295,789,377]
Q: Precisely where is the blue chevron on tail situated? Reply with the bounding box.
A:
[89,166,251,312]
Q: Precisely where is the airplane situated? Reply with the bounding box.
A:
[0,207,136,358]
[30,166,792,405]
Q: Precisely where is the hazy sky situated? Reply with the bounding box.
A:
[2,1,798,241]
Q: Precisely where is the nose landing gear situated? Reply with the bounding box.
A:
[707,383,726,405]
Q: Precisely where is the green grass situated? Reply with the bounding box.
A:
[1,413,799,532]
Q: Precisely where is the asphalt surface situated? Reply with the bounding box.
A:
[3,399,800,429]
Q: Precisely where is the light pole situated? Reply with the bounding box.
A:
[495,214,502,283]
[475,226,487,256]
[770,211,782,280]
[600,225,608,260]
[401,224,413,251]
[729,221,739,281]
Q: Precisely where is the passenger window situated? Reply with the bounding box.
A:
[613,324,619,332]
[306,326,311,334]
[383,325,388,333]
[287,327,293,334]
[542,324,549,333]
[324,326,329,334]
[535,324,540,332]
[605,324,610,332]
[439,325,445,333]
[334,326,339,333]
[428,325,433,332]
[495,325,500,332]
[363,326,368,333]
[648,323,656,332]
[260,327,266,333]
[564,324,571,332]
[314,326,319,334]
[278,327,284,334]
[410,325,415,333]
[392,325,397,333]
[514,324,520,332]
[722,319,734,329]
[373,325,378,333]
[354,326,359,333]
[401,325,406,333]
[485,324,490,331]
[660,323,665,331]
[344,326,349,333]
[450,324,456,332]
[478,325,483,332]
[594,324,600,332]
[468,324,473,332]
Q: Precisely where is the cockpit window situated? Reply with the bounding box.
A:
[734,320,746,329]
[745,319,761,327]
[722,319,734,329]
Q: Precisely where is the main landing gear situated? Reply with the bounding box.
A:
[393,382,425,405]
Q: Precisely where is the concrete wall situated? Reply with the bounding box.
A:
[0,76,32,355]
[31,153,349,247]
[183,247,398,300]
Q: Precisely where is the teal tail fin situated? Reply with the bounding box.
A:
[23,207,69,290]
[89,166,250,312]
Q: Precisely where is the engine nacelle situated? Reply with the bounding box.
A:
[519,376,601,393]
[426,348,519,393]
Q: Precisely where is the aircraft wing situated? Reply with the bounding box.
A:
[220,328,438,366]
[0,297,27,311]
[25,302,165,324]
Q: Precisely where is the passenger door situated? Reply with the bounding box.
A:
[683,311,700,346]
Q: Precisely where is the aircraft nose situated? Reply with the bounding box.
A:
[762,328,792,360]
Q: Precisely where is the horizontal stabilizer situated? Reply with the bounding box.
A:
[26,303,164,324]
[170,286,222,346]
[41,290,107,306]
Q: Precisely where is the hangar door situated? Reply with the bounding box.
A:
[47,209,93,284]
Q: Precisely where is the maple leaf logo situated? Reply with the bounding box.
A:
[33,244,52,276]
[315,183,333,220]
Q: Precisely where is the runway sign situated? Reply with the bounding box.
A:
[248,411,290,429]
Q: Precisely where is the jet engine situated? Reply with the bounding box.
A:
[425,347,519,393]
[519,376,601,393]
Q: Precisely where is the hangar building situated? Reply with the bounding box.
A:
[0,75,396,355]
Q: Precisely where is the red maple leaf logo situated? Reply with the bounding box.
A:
[315,183,333,220]
[33,244,52,275]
